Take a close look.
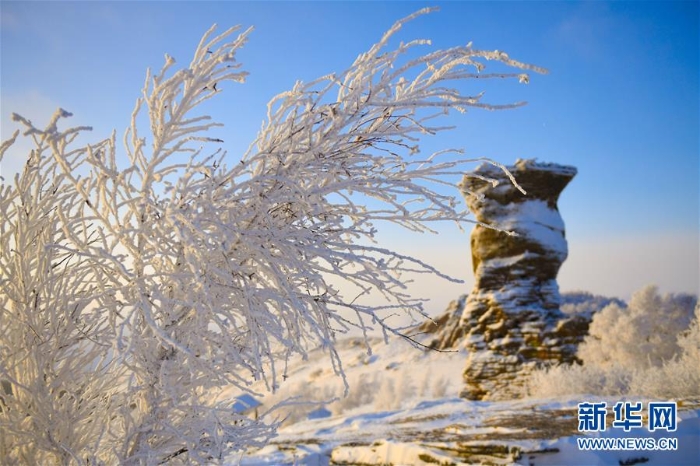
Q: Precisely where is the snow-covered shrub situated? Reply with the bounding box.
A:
[1,8,545,464]
[418,369,432,398]
[261,381,336,426]
[628,355,700,399]
[418,368,447,399]
[578,285,697,369]
[373,372,416,411]
[523,363,634,398]
[431,375,450,399]
[374,377,397,411]
[335,374,376,414]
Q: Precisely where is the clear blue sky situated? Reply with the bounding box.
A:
[1,1,698,309]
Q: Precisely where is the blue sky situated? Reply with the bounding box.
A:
[1,1,698,309]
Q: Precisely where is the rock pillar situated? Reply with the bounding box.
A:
[422,159,583,400]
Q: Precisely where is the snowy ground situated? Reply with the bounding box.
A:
[225,337,700,465]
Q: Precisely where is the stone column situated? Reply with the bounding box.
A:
[423,159,585,400]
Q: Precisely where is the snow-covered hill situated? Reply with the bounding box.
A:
[226,336,700,465]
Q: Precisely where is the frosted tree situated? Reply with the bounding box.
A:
[1,8,545,464]
[629,303,700,399]
[521,287,698,398]
[578,285,697,368]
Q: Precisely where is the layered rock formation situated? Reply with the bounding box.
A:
[420,159,586,400]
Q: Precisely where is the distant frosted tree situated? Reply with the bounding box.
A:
[520,288,699,399]
[0,8,544,464]
[578,285,697,368]
[677,304,700,362]
[629,304,700,399]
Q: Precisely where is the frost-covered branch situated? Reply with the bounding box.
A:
[0,110,127,464]
[1,8,545,464]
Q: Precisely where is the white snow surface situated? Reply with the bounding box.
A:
[495,200,568,257]
[225,336,700,465]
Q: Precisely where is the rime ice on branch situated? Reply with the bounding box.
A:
[422,159,586,400]
[1,8,548,463]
